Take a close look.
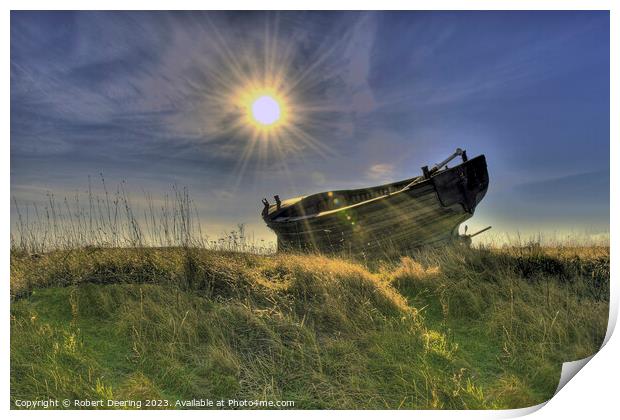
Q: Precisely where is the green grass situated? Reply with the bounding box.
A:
[10,245,609,409]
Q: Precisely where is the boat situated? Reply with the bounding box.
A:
[261,148,489,255]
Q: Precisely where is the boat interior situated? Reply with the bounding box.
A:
[264,148,474,221]
[268,176,422,220]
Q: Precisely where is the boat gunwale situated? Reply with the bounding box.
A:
[266,154,487,224]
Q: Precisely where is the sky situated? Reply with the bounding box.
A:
[10,11,610,244]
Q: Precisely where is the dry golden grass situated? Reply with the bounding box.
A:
[10,244,609,409]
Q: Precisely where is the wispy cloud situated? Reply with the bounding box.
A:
[366,163,395,181]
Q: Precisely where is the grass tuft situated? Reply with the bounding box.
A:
[10,245,608,409]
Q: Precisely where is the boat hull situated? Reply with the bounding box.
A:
[264,155,488,255]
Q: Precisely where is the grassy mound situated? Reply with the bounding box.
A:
[10,246,609,409]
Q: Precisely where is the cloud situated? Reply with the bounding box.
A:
[512,170,609,204]
[366,163,395,181]
[342,13,378,115]
[11,12,386,172]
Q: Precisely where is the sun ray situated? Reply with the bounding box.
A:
[186,12,359,193]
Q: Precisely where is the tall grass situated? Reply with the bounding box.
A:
[10,245,609,408]
[11,176,275,255]
[9,179,610,408]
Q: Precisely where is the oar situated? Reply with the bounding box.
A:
[468,226,492,238]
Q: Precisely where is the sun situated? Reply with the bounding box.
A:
[236,87,289,135]
[183,14,344,189]
[251,95,281,126]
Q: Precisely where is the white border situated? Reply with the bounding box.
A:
[4,2,617,419]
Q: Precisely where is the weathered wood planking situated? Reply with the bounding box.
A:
[263,154,489,255]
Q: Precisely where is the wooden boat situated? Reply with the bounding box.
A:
[261,148,489,255]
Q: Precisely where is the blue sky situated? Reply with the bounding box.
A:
[11,11,609,243]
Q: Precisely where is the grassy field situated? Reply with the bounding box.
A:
[10,244,609,409]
